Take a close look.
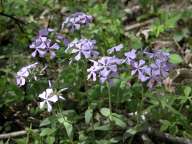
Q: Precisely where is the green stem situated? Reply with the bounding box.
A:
[107,82,112,112]
[137,87,144,124]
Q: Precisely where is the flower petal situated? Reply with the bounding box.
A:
[47,101,52,112]
[47,95,58,103]
[40,101,45,109]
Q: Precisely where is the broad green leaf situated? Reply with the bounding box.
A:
[40,118,51,127]
[85,108,93,124]
[58,117,73,138]
[111,113,127,128]
[100,108,111,117]
[184,86,191,97]
[64,121,73,138]
[40,128,56,137]
[125,128,137,135]
[94,124,110,131]
[111,115,127,128]
[160,120,171,132]
[46,136,55,144]
[169,54,183,64]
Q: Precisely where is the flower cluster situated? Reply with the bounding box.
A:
[62,12,93,32]
[16,62,38,87]
[29,28,60,59]
[127,50,172,88]
[16,11,174,114]
[66,39,99,61]
[144,50,172,88]
[87,56,122,83]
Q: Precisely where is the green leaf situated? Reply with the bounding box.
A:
[58,117,73,138]
[85,108,93,124]
[40,118,51,127]
[111,113,127,128]
[46,136,55,144]
[64,121,73,138]
[94,124,110,131]
[126,128,137,135]
[40,128,56,137]
[184,86,191,97]
[169,54,183,64]
[111,115,127,128]
[160,120,171,132]
[100,108,111,117]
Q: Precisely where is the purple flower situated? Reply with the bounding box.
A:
[144,50,169,62]
[107,44,123,54]
[143,66,161,88]
[30,37,60,59]
[124,49,137,64]
[30,36,47,57]
[56,33,70,46]
[62,12,93,32]
[87,56,121,83]
[150,59,170,78]
[44,39,60,59]
[87,60,100,81]
[131,60,149,82]
[38,28,54,37]
[16,62,38,87]
[66,39,99,61]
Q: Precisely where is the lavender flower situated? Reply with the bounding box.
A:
[143,66,161,88]
[56,33,70,46]
[144,50,169,62]
[62,12,93,32]
[30,36,47,57]
[66,39,99,61]
[124,49,137,64]
[131,60,149,82]
[44,39,60,59]
[141,50,172,88]
[107,44,123,54]
[150,59,170,78]
[16,62,38,87]
[30,37,60,59]
[38,28,54,37]
[87,56,122,83]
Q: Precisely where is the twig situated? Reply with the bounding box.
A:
[124,5,192,32]
[124,19,155,31]
[0,12,25,24]
[0,129,38,139]
[142,127,192,144]
[0,12,25,32]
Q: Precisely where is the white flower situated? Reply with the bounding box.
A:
[38,88,65,112]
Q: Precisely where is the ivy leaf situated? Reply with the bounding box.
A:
[169,54,183,64]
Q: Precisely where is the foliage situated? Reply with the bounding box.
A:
[1,0,192,144]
